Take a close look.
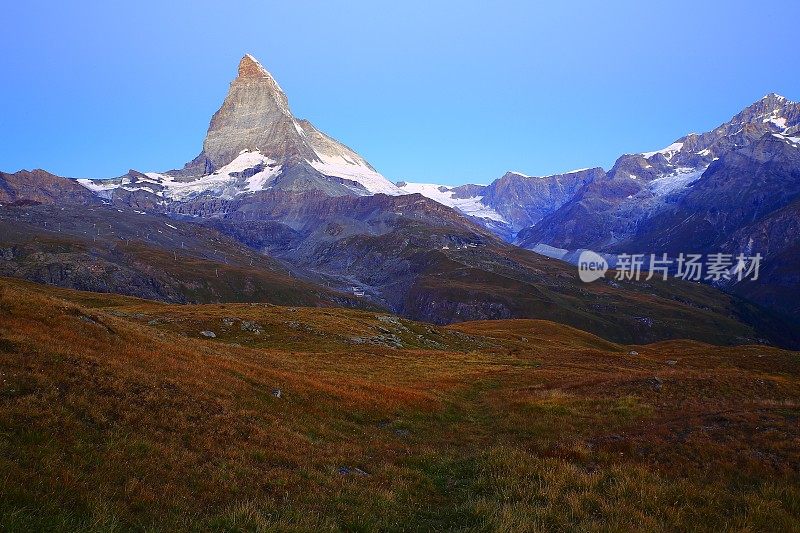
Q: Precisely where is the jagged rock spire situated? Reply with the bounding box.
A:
[199,54,302,170]
[177,54,397,195]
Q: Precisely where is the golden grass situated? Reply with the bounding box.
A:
[0,276,798,531]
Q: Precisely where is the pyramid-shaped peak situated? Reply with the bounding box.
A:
[238,54,270,78]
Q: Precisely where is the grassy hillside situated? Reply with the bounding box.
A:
[404,245,800,347]
[1,277,799,531]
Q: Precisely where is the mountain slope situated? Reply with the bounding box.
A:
[1,169,99,206]
[723,199,800,318]
[510,96,800,331]
[6,161,787,345]
[0,201,364,308]
[28,162,786,345]
[394,95,800,246]
[627,133,800,254]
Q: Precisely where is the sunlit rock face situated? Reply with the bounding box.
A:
[175,54,399,197]
[200,54,314,171]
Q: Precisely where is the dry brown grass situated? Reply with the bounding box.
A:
[0,277,798,531]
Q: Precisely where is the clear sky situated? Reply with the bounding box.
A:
[1,0,798,185]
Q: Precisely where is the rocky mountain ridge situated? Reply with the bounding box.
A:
[516,93,800,251]
[396,94,800,240]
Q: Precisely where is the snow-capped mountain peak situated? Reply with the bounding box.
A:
[79,54,401,199]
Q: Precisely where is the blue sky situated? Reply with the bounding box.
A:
[1,0,798,185]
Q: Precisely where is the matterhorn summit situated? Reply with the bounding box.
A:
[80,54,401,200]
[236,53,273,78]
[197,53,302,171]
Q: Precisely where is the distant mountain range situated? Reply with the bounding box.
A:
[516,93,799,248]
[515,93,800,319]
[1,54,798,347]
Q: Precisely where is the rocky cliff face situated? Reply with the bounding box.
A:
[720,198,800,319]
[481,168,603,231]
[200,54,310,170]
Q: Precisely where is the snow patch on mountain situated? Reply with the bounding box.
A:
[397,182,506,222]
[641,142,684,159]
[773,133,800,147]
[155,151,281,199]
[765,116,788,129]
[289,118,402,196]
[77,178,119,194]
[307,153,402,196]
[78,150,282,201]
[648,166,706,196]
